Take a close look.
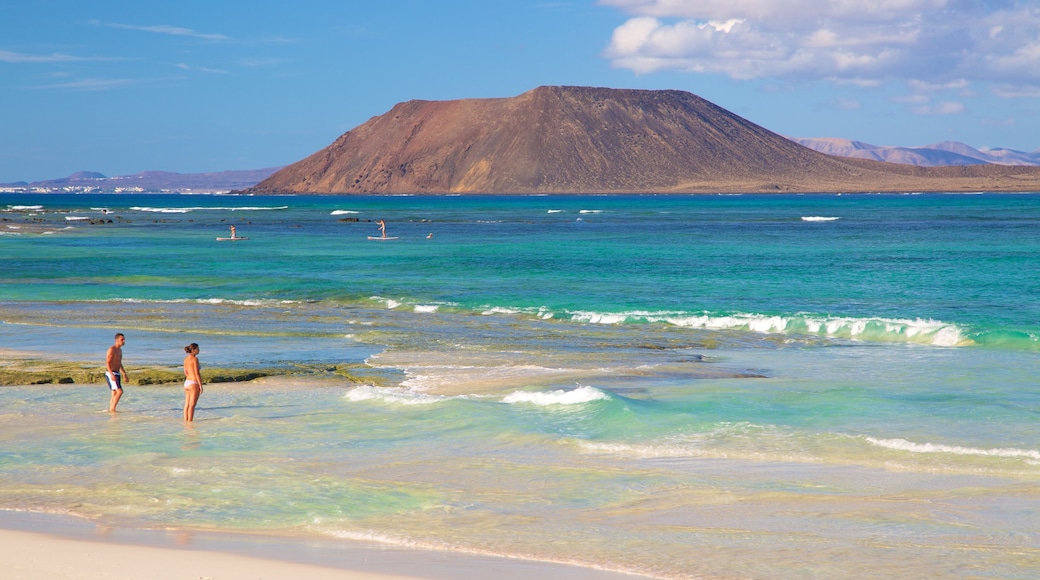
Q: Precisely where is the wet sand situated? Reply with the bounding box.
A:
[0,511,642,580]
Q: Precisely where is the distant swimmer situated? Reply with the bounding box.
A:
[183,343,203,422]
[427,233,433,239]
[230,225,237,239]
[377,219,387,239]
[105,333,128,412]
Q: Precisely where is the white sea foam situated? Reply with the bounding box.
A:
[345,385,460,405]
[331,210,358,215]
[503,385,610,406]
[482,306,523,315]
[865,437,1040,460]
[414,304,439,313]
[801,216,840,222]
[370,296,402,309]
[578,209,603,214]
[7,205,43,211]
[131,206,191,213]
[547,209,563,213]
[194,298,275,306]
[392,362,590,392]
[92,297,297,307]
[131,205,288,213]
[569,309,970,347]
[577,440,822,464]
[570,311,630,324]
[64,216,90,221]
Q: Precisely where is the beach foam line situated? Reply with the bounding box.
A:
[331,209,359,215]
[345,385,471,405]
[503,385,610,406]
[865,437,1040,461]
[322,528,653,580]
[130,205,288,213]
[576,439,825,465]
[569,310,971,347]
[372,297,972,348]
[90,297,299,307]
[801,216,840,222]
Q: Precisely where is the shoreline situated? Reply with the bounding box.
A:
[0,511,645,580]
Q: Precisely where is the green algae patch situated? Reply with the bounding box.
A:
[0,360,378,387]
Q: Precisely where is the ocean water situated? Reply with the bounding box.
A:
[1,192,1039,579]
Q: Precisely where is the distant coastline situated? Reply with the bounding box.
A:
[0,167,282,194]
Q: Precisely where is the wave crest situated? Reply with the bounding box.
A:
[503,386,610,406]
[865,437,1040,461]
[570,310,970,347]
[345,385,461,405]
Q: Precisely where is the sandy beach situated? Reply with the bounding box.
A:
[1,528,411,579]
[0,511,637,580]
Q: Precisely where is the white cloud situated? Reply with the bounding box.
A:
[176,63,232,74]
[0,49,113,63]
[832,97,861,110]
[912,100,966,115]
[237,58,288,67]
[908,79,969,91]
[981,117,1016,126]
[992,84,1040,98]
[892,94,930,104]
[96,21,230,41]
[601,0,1040,92]
[31,77,137,91]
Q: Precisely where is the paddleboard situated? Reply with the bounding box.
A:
[216,237,249,241]
[367,236,399,240]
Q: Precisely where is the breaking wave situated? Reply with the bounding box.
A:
[569,310,970,347]
[865,437,1040,461]
[503,386,611,406]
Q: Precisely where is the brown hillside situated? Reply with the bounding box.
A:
[249,86,1040,194]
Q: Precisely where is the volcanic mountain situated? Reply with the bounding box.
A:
[249,86,1040,194]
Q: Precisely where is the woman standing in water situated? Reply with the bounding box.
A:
[183,343,203,421]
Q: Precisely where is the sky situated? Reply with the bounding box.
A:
[2,0,1039,183]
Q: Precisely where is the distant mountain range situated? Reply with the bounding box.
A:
[789,138,1040,167]
[1,167,282,192]
[5,87,1040,194]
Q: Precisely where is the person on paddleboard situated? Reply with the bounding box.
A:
[377,219,387,239]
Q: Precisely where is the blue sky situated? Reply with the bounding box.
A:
[2,0,1039,182]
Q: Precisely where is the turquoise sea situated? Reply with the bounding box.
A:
[1,193,1039,578]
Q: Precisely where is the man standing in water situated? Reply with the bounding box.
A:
[105,333,128,412]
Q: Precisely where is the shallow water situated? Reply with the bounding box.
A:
[2,193,1039,578]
